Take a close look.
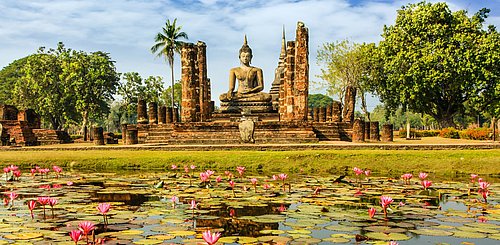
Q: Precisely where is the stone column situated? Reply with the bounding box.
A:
[307,107,313,121]
[121,124,127,144]
[137,99,148,124]
[126,127,138,145]
[93,127,104,145]
[326,105,332,122]
[148,102,158,124]
[181,43,198,123]
[173,108,179,122]
[370,121,380,141]
[158,106,166,124]
[364,121,371,141]
[166,107,173,123]
[282,41,296,121]
[313,107,320,122]
[293,22,309,121]
[319,107,326,122]
[332,101,341,122]
[381,124,393,142]
[352,119,365,142]
[197,41,210,122]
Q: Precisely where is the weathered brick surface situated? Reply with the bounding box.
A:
[148,102,158,124]
[370,121,380,141]
[381,124,394,142]
[1,120,37,146]
[137,99,148,124]
[281,41,296,121]
[32,129,72,145]
[181,43,199,123]
[331,101,342,122]
[93,127,105,145]
[352,119,365,142]
[158,106,166,124]
[197,41,211,122]
[293,22,309,121]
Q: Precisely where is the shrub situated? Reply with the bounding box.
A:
[70,135,83,140]
[398,129,440,138]
[459,128,491,140]
[439,127,460,139]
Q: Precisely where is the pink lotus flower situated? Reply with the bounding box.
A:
[250,178,257,185]
[364,170,371,177]
[12,170,21,178]
[216,176,222,183]
[171,164,178,170]
[30,168,37,176]
[190,165,196,170]
[479,189,490,202]
[278,173,288,181]
[52,184,62,189]
[171,196,178,208]
[202,230,221,245]
[263,184,270,190]
[205,170,215,177]
[399,201,405,206]
[389,241,399,245]
[39,184,51,190]
[313,187,321,195]
[200,172,209,183]
[28,200,37,219]
[7,192,18,201]
[401,173,413,183]
[419,172,428,180]
[368,207,376,219]
[37,196,50,205]
[52,165,62,173]
[278,204,287,212]
[3,167,10,173]
[184,166,190,173]
[353,167,363,176]
[422,180,432,190]
[67,181,74,186]
[48,198,58,207]
[69,230,82,245]
[97,203,110,214]
[189,200,197,210]
[236,166,246,177]
[272,175,278,181]
[78,221,95,236]
[229,180,235,188]
[470,174,478,180]
[229,208,236,217]
[479,181,490,190]
[380,196,393,218]
[8,165,18,171]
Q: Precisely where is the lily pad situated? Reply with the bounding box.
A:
[3,232,44,240]
[410,229,454,236]
[365,232,411,241]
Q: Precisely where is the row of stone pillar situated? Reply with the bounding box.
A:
[308,102,342,122]
[120,124,138,145]
[352,119,393,142]
[137,100,179,124]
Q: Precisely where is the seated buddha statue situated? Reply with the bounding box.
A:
[219,36,272,103]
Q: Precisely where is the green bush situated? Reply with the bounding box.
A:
[398,129,440,138]
[439,127,460,139]
[70,135,83,140]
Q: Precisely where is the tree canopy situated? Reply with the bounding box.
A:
[373,2,500,127]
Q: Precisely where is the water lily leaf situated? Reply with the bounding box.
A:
[322,237,351,243]
[3,232,44,240]
[133,239,163,245]
[325,225,359,232]
[259,230,285,235]
[257,236,292,243]
[365,232,411,241]
[217,236,238,243]
[410,229,453,236]
[167,230,196,237]
[147,234,175,240]
[364,226,406,233]
[452,231,487,239]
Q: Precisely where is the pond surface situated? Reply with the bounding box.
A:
[0,167,498,244]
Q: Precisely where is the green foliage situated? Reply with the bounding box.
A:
[439,127,460,139]
[397,129,440,138]
[374,2,500,127]
[308,94,333,108]
[0,56,29,105]
[161,81,182,108]
[151,18,188,109]
[370,105,429,129]
[458,128,491,140]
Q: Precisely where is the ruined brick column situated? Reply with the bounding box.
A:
[313,107,320,122]
[93,127,104,145]
[166,107,173,123]
[326,105,332,122]
[137,99,148,124]
[121,124,127,144]
[319,107,326,122]
[197,41,211,122]
[364,121,371,141]
[158,106,166,124]
[332,101,341,122]
[148,102,158,124]
[381,124,393,142]
[352,119,365,142]
[173,108,179,122]
[370,121,380,141]
[126,127,138,145]
[181,43,198,123]
[293,22,309,121]
[307,107,313,121]
[282,41,296,121]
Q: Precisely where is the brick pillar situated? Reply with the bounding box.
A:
[364,121,371,141]
[121,124,127,144]
[181,43,199,123]
[332,101,341,122]
[93,127,104,145]
[173,108,179,122]
[326,105,332,122]
[137,99,148,124]
[158,106,166,124]
[370,121,380,141]
[148,102,158,124]
[307,107,313,121]
[319,107,326,122]
[166,107,173,123]
[282,41,296,121]
[313,107,320,122]
[126,127,138,145]
[197,41,210,122]
[352,119,365,142]
[381,124,393,142]
[293,22,309,121]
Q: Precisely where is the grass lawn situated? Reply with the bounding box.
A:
[0,148,498,178]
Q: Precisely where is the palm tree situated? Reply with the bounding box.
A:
[151,18,188,114]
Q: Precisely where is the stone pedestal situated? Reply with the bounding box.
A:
[137,99,148,124]
[121,124,127,144]
[313,107,319,122]
[381,124,393,142]
[166,107,173,123]
[148,102,158,124]
[93,127,104,145]
[370,121,380,141]
[364,121,371,141]
[219,101,273,114]
[126,128,138,145]
[158,106,166,124]
[352,119,365,142]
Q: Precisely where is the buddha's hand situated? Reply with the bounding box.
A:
[227,91,233,100]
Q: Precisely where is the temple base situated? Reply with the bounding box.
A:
[219,101,274,113]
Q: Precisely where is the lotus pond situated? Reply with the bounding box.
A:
[0,166,498,245]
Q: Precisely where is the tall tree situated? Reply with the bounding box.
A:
[316,40,373,122]
[118,72,144,124]
[0,56,29,105]
[375,2,500,127]
[151,18,188,110]
[143,76,164,103]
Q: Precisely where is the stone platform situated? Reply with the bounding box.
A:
[219,101,274,114]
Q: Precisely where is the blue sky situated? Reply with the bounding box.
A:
[1,0,499,109]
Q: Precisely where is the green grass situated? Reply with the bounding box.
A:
[0,149,498,177]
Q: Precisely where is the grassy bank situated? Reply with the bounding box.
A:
[0,149,498,177]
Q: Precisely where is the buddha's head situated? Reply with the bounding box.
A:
[239,35,252,64]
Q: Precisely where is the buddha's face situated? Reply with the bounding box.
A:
[240,51,252,65]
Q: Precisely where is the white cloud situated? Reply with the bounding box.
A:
[0,0,497,109]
